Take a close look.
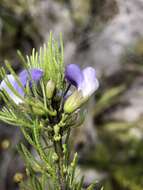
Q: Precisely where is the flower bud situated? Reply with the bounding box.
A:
[27,98,46,116]
[64,91,83,113]
[54,125,61,141]
[32,106,46,116]
[52,153,58,162]
[46,80,56,99]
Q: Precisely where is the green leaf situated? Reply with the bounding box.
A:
[94,85,125,117]
[18,143,42,173]
[70,152,78,186]
[33,121,54,175]
[76,176,84,190]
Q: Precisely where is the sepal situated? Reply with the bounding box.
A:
[64,90,84,113]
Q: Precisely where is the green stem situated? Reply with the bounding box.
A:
[54,139,66,190]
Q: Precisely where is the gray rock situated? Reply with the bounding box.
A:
[91,0,143,76]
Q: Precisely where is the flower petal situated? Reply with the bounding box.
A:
[79,67,99,97]
[65,64,83,87]
[19,68,43,87]
[0,74,23,104]
[0,68,43,104]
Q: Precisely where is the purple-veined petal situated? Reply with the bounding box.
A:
[65,64,83,87]
[78,67,99,97]
[0,74,23,104]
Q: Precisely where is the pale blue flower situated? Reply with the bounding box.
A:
[65,64,99,98]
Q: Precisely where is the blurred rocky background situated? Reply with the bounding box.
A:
[0,0,143,189]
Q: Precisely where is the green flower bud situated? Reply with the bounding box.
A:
[52,153,59,161]
[54,135,61,141]
[32,106,46,116]
[63,165,67,174]
[62,144,67,154]
[28,98,44,109]
[64,91,84,113]
[27,98,46,116]
[46,80,56,99]
[54,125,61,141]
[54,125,60,134]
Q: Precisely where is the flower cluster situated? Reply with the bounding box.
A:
[0,34,99,190]
[0,64,99,113]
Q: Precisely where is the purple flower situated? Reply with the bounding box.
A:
[19,69,43,87]
[0,68,43,104]
[65,64,99,98]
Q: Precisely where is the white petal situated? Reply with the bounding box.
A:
[78,67,99,97]
[0,74,23,104]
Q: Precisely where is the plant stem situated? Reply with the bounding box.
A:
[54,139,66,190]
